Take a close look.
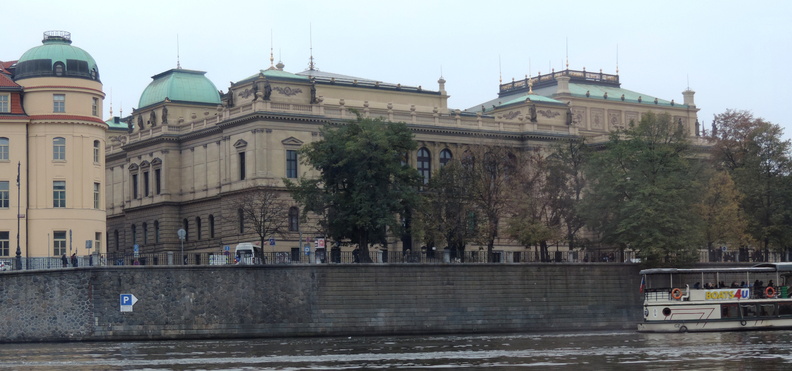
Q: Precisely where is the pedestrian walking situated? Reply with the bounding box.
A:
[61,254,68,268]
[70,253,78,267]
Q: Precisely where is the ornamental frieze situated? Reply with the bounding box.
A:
[538,109,560,118]
[273,86,303,96]
[503,110,521,120]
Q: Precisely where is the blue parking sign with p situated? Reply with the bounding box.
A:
[120,294,133,306]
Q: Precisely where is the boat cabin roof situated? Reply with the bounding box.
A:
[640,263,792,276]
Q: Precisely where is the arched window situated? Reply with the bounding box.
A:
[0,137,8,161]
[131,224,137,245]
[288,207,299,232]
[53,62,64,77]
[238,209,245,233]
[209,215,215,238]
[417,148,431,185]
[440,149,453,167]
[182,219,189,242]
[53,137,66,160]
[154,220,160,243]
[196,217,202,240]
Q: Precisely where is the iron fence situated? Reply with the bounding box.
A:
[3,247,789,271]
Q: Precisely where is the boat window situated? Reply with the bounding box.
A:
[741,304,758,318]
[778,303,792,316]
[759,304,777,317]
[721,304,739,319]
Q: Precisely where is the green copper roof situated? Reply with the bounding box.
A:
[15,31,99,81]
[500,94,565,106]
[238,68,309,84]
[568,82,683,107]
[138,69,221,109]
[105,116,128,131]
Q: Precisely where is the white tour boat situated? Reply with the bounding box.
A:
[638,263,792,332]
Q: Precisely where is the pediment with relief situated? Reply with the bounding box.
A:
[233,139,248,148]
[282,137,304,146]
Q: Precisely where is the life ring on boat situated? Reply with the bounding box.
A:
[766,286,776,298]
[671,288,683,300]
[740,320,747,326]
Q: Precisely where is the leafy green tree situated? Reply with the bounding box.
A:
[711,110,792,260]
[581,112,703,266]
[285,116,421,263]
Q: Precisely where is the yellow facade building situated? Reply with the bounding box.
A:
[104,56,703,262]
[0,31,106,264]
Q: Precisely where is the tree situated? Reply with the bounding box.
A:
[286,115,421,263]
[581,112,703,266]
[462,145,516,262]
[234,183,289,252]
[415,159,476,261]
[544,138,589,252]
[695,170,753,260]
[506,148,558,262]
[711,110,792,260]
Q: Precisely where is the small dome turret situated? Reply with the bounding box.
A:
[14,31,100,81]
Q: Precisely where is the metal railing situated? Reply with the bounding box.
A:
[2,248,788,271]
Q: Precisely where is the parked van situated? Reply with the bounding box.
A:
[234,243,263,265]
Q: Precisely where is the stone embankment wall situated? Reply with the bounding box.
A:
[0,264,642,343]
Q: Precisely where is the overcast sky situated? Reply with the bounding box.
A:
[4,0,791,135]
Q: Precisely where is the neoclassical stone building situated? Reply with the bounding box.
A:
[104,54,703,262]
[0,31,106,261]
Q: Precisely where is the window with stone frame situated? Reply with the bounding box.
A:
[53,94,65,113]
[54,231,67,256]
[0,94,9,113]
[0,137,8,160]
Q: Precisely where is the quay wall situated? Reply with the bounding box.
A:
[0,264,642,343]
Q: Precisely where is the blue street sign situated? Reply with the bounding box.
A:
[224,245,230,251]
[269,238,275,246]
[120,293,138,312]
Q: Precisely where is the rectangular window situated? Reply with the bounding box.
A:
[132,174,138,199]
[0,181,8,208]
[95,232,102,253]
[0,94,9,113]
[54,231,67,256]
[92,97,98,116]
[239,152,246,180]
[154,169,161,195]
[93,141,100,163]
[0,137,8,160]
[53,181,66,208]
[53,137,66,161]
[286,150,298,179]
[143,171,150,197]
[0,231,8,256]
[93,182,100,209]
[53,94,65,113]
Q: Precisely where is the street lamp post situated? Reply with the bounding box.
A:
[177,228,186,265]
[15,162,21,271]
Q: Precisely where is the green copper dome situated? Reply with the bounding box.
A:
[138,68,221,109]
[15,31,100,81]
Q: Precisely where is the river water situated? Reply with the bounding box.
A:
[0,330,791,370]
